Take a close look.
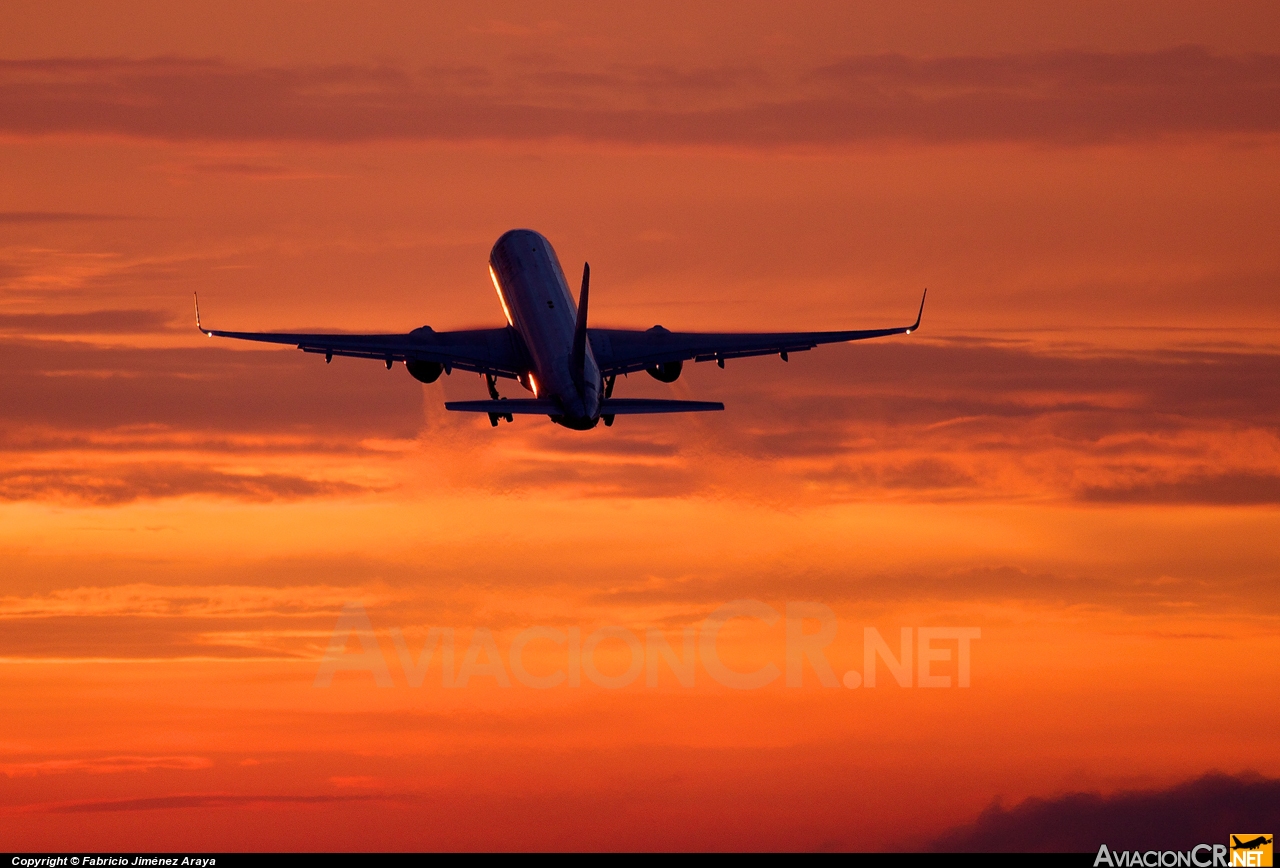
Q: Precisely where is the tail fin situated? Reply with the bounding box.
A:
[570,262,589,386]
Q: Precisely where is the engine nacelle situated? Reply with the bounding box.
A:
[645,360,683,383]
[405,359,444,384]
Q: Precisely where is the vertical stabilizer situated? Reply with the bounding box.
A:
[570,262,590,386]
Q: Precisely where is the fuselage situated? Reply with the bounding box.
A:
[488,229,603,429]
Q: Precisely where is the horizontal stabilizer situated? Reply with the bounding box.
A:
[601,398,723,414]
[444,398,724,416]
[445,399,560,414]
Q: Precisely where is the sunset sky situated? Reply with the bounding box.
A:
[2,0,1279,851]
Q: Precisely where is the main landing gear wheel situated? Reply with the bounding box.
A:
[483,374,513,425]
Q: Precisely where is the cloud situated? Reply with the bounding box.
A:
[0,583,403,620]
[0,755,212,778]
[808,457,978,491]
[0,48,1277,146]
[1078,471,1280,506]
[0,334,421,504]
[711,340,1280,475]
[30,792,415,814]
[0,337,424,439]
[163,160,342,180]
[581,561,1280,614]
[0,212,132,223]
[0,584,407,661]
[0,246,206,301]
[0,614,323,660]
[0,309,173,335]
[0,465,368,505]
[2,334,1278,507]
[928,772,1280,852]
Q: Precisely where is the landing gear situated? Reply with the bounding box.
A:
[602,375,616,426]
[484,373,513,425]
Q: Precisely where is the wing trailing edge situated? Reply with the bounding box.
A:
[191,293,525,378]
[589,288,930,377]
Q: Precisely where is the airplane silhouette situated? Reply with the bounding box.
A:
[1232,836,1273,851]
[196,229,925,429]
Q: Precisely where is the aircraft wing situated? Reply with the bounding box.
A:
[195,296,526,378]
[588,290,926,377]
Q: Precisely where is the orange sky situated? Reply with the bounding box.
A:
[2,0,1279,851]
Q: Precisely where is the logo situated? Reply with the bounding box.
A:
[1231,835,1273,868]
[1096,841,1271,867]
[312,601,981,691]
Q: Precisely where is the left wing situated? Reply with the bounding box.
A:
[589,290,926,377]
[195,295,526,378]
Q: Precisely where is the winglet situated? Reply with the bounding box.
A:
[905,288,927,334]
[193,292,210,336]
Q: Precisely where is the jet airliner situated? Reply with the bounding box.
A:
[1232,837,1273,851]
[196,229,926,429]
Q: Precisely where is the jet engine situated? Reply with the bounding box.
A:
[645,360,683,383]
[405,359,444,383]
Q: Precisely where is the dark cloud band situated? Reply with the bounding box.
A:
[2,47,1278,146]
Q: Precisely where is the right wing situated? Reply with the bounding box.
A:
[195,295,526,378]
[589,290,926,377]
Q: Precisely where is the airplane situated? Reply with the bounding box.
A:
[1232,837,1273,851]
[195,229,926,430]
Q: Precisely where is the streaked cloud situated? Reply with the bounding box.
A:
[1,48,1277,146]
[0,583,403,619]
[0,464,369,505]
[0,212,133,224]
[1,336,1277,506]
[0,584,407,661]
[32,792,414,814]
[0,337,424,439]
[1,755,213,778]
[0,309,173,335]
[1079,471,1280,505]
